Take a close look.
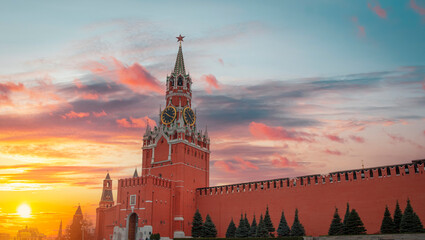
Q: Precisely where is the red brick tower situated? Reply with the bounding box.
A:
[141,35,210,238]
[99,172,114,208]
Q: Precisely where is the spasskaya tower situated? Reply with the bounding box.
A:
[141,34,210,238]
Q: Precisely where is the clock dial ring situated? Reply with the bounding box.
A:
[183,107,196,126]
[161,106,177,125]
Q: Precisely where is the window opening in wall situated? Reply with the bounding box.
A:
[345,173,348,181]
[322,177,325,184]
[337,173,341,182]
[280,180,283,187]
[293,179,297,187]
[414,164,419,173]
[255,183,258,190]
[405,165,410,174]
[273,181,276,188]
[378,168,382,177]
[315,176,318,184]
[307,177,311,185]
[130,195,136,206]
[386,167,391,176]
[370,170,374,178]
[267,182,270,189]
[353,171,357,180]
[300,178,304,185]
[329,176,333,183]
[287,179,290,187]
[361,170,365,179]
[260,183,264,189]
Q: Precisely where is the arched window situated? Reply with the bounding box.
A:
[177,76,183,86]
[353,171,357,180]
[396,166,400,175]
[370,170,374,178]
[378,168,382,177]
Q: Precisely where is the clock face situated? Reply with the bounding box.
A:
[161,106,177,125]
[183,107,196,126]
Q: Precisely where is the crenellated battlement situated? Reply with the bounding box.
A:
[118,175,172,189]
[197,159,425,196]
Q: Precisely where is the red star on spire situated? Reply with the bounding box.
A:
[176,34,185,42]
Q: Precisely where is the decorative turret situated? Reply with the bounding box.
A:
[99,172,114,208]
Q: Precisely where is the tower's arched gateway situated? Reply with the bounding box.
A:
[95,37,425,240]
[128,213,138,240]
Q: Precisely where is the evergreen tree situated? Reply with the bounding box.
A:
[249,215,257,237]
[191,209,204,238]
[290,209,305,236]
[393,201,403,233]
[342,203,350,234]
[256,215,268,237]
[263,206,275,236]
[400,199,424,233]
[225,218,236,238]
[203,214,217,238]
[328,208,343,235]
[244,213,251,233]
[344,209,366,235]
[380,206,396,234]
[277,211,290,237]
[235,214,249,238]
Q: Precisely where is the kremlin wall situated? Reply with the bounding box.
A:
[95,38,425,240]
[196,160,425,236]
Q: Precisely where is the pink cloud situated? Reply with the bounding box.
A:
[324,149,342,156]
[218,58,224,66]
[62,111,90,119]
[202,74,221,94]
[352,17,366,38]
[93,111,107,117]
[81,92,99,100]
[111,57,163,94]
[234,156,259,170]
[249,122,315,142]
[387,133,424,149]
[74,79,84,89]
[214,161,236,173]
[368,2,387,19]
[325,134,345,143]
[85,57,163,94]
[271,155,298,168]
[350,135,365,143]
[0,82,25,104]
[116,116,156,128]
[410,0,425,16]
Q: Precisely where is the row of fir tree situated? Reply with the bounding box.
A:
[191,199,423,238]
[329,199,424,235]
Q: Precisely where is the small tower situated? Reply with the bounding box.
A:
[99,172,114,208]
[57,220,63,240]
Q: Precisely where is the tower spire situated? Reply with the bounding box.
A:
[174,34,186,75]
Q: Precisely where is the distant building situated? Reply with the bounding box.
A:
[16,226,45,240]
[56,220,63,240]
[69,205,95,240]
[0,233,10,240]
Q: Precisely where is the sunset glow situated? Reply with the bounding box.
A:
[17,204,31,218]
[1,0,425,237]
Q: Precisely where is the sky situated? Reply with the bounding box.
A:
[1,0,425,236]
